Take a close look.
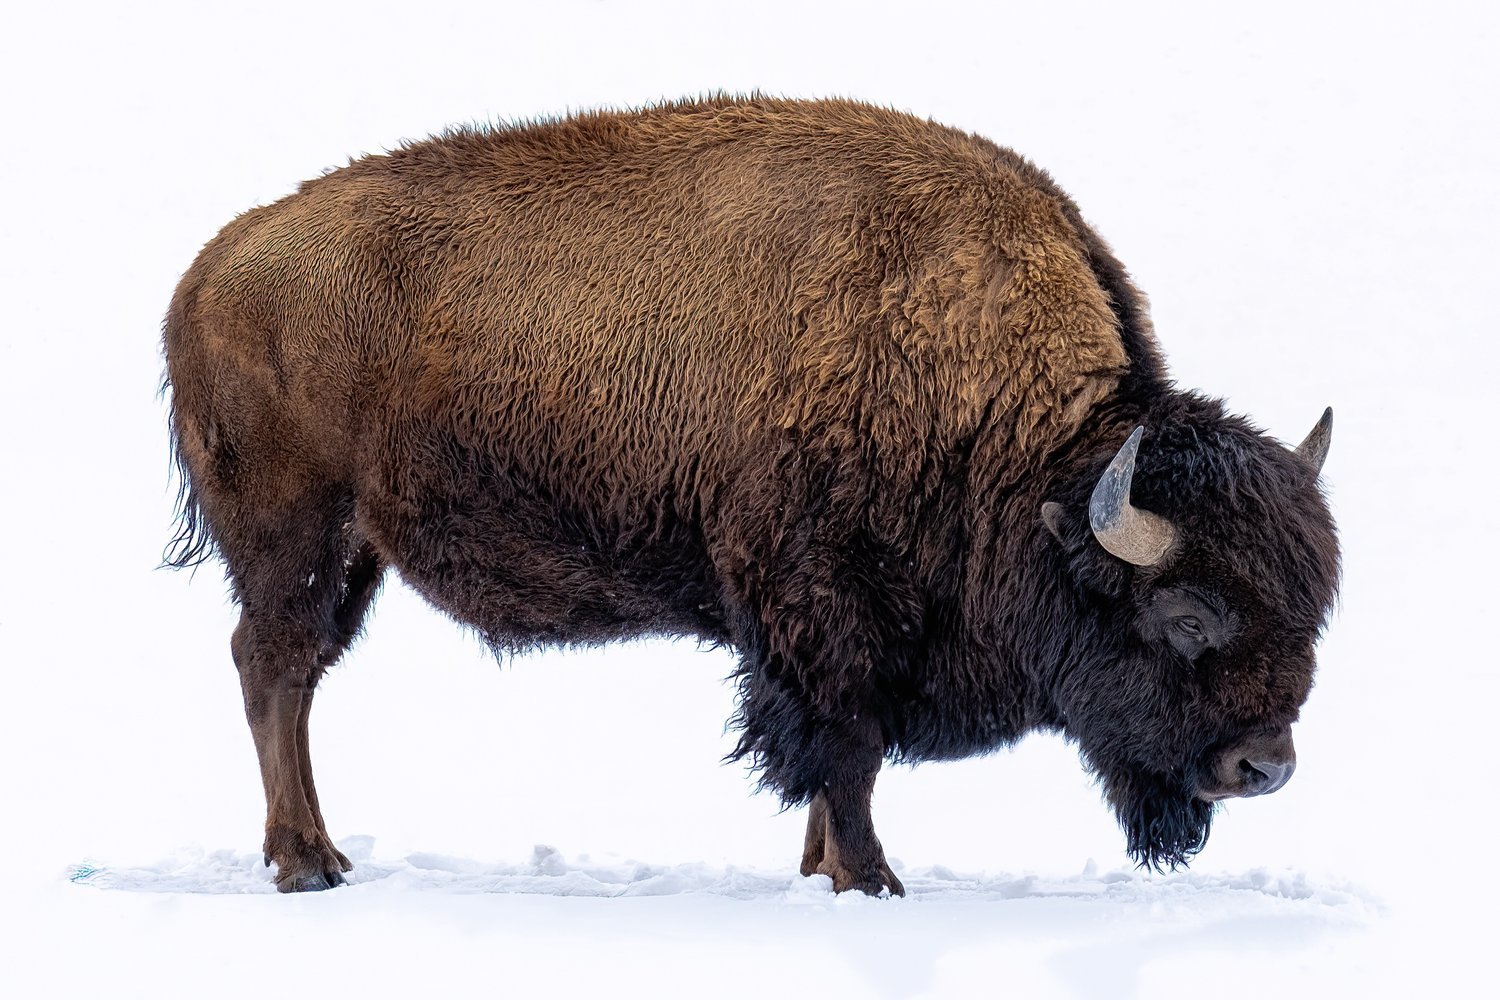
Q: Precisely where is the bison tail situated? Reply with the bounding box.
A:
[159,373,218,571]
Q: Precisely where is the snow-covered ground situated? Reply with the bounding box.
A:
[53,839,1380,998]
[3,1,1496,997]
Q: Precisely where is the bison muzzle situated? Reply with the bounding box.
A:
[162,97,1340,895]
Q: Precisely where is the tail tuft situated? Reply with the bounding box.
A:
[160,376,218,571]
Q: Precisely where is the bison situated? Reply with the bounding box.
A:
[162,96,1340,895]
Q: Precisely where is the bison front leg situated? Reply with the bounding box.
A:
[801,789,905,897]
[796,724,905,897]
[799,792,829,876]
[730,545,910,896]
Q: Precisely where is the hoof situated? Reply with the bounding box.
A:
[846,872,904,897]
[277,869,347,893]
[818,860,905,897]
[265,825,352,892]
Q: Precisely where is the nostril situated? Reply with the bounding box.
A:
[1238,758,1269,786]
[1240,758,1295,795]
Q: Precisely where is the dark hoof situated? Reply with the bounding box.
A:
[882,870,907,898]
[849,872,905,897]
[818,861,905,898]
[277,870,346,893]
[265,825,352,891]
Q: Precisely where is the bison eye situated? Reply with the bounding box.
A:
[1173,617,1205,640]
[1166,616,1211,661]
[1147,589,1229,659]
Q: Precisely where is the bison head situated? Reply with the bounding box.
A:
[1040,402,1339,870]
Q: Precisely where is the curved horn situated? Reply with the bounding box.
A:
[1089,427,1177,566]
[1295,407,1333,475]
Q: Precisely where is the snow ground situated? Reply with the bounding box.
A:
[51,839,1386,999]
[3,1,1497,997]
[71,837,1371,906]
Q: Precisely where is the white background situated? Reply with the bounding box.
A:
[1,1,1495,996]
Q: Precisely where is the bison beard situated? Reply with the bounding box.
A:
[160,96,1338,894]
[1104,768,1215,872]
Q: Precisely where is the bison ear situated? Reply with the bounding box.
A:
[1044,500,1131,597]
[1041,502,1067,543]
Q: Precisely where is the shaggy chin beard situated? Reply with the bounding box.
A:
[1103,767,1216,872]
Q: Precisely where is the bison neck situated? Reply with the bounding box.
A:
[879,410,1152,765]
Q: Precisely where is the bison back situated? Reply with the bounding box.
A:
[163,96,1131,648]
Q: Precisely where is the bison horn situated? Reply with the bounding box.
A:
[1089,427,1177,567]
[1295,407,1333,475]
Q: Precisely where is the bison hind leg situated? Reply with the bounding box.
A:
[218,487,384,891]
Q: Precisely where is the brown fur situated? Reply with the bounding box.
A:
[164,96,1331,894]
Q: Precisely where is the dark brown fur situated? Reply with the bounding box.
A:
[163,96,1338,894]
